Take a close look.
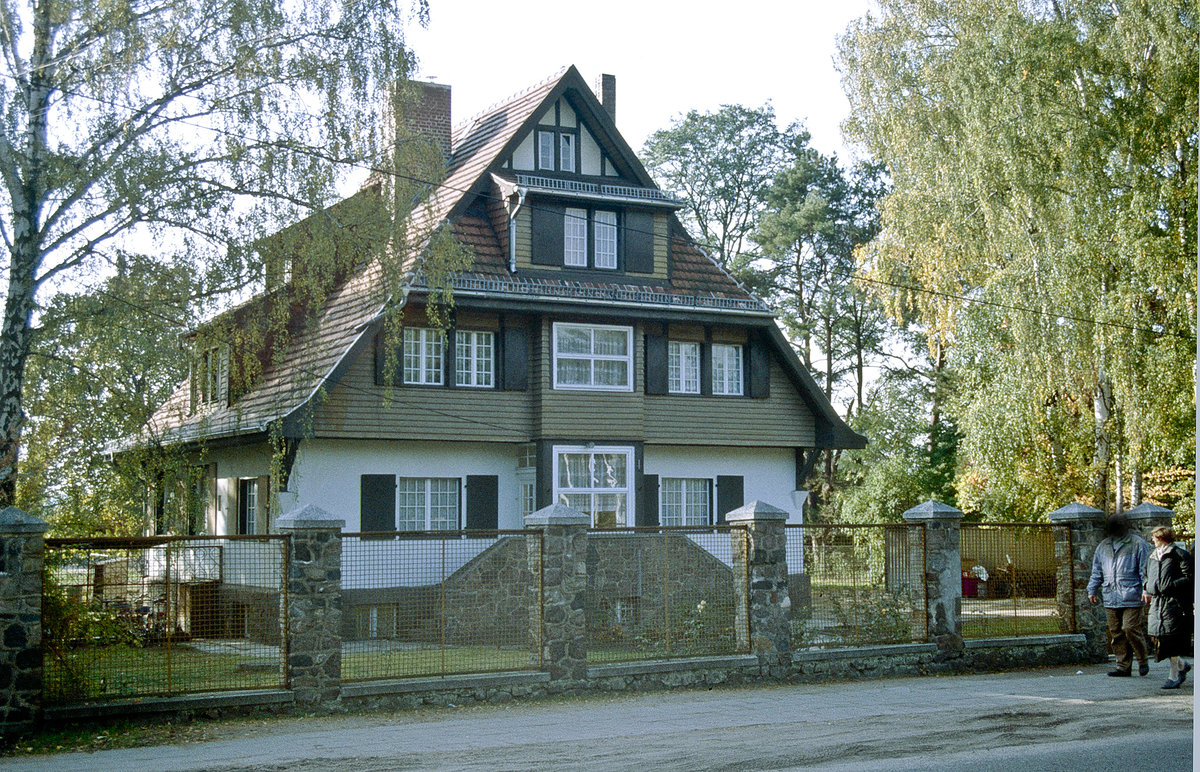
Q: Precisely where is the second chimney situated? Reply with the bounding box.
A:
[595,74,615,122]
[387,80,452,162]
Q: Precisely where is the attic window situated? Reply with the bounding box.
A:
[192,344,228,409]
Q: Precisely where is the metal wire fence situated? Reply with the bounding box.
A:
[340,530,540,681]
[42,536,288,704]
[586,526,748,663]
[785,524,927,649]
[960,523,1062,638]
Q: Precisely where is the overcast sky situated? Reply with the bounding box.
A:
[405,0,876,160]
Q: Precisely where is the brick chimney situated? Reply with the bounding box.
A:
[595,74,615,122]
[383,80,452,162]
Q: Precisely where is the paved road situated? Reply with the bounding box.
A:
[5,662,1193,771]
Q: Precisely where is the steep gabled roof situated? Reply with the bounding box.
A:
[132,66,863,451]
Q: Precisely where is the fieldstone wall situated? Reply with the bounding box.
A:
[903,501,964,659]
[728,502,791,677]
[277,507,344,705]
[1048,503,1108,662]
[0,508,48,735]
[526,505,588,682]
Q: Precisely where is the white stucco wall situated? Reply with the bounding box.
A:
[643,445,800,521]
[288,439,526,530]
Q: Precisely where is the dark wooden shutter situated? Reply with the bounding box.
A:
[531,202,564,265]
[501,325,529,390]
[624,211,655,273]
[700,340,713,396]
[640,474,659,526]
[256,474,270,534]
[644,334,668,395]
[360,474,395,532]
[716,475,744,524]
[747,337,770,398]
[465,475,499,530]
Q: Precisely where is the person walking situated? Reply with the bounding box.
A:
[1087,513,1151,677]
[1143,525,1193,689]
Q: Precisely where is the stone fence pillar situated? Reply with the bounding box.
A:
[277,506,344,705]
[0,507,49,735]
[525,504,589,682]
[1124,502,1174,544]
[902,500,963,659]
[727,501,790,677]
[1048,502,1107,661]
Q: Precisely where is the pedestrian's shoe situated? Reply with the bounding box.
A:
[1107,668,1132,677]
[1181,662,1191,683]
[1162,677,1183,689]
[1139,661,1150,676]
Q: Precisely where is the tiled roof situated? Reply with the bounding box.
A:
[131,66,789,447]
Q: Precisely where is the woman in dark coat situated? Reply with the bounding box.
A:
[1142,526,1193,689]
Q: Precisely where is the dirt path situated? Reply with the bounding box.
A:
[3,663,1192,771]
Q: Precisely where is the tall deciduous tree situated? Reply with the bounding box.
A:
[840,0,1196,518]
[642,104,795,270]
[0,0,430,505]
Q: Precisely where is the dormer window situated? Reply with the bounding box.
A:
[192,344,228,411]
[561,207,619,270]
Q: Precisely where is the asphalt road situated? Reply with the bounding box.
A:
[4,662,1193,771]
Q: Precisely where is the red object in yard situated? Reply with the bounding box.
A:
[962,575,979,598]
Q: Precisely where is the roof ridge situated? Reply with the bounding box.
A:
[452,66,570,138]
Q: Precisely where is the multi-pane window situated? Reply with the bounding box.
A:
[553,323,632,390]
[455,331,494,387]
[661,478,711,526]
[668,341,701,394]
[560,133,576,172]
[712,343,743,395]
[564,208,588,266]
[397,478,460,530]
[555,446,633,527]
[538,130,555,170]
[194,345,227,408]
[403,328,444,385]
[237,478,257,535]
[594,210,617,269]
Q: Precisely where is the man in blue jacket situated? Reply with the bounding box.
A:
[1088,513,1151,677]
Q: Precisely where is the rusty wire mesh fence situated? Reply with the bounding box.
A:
[42,536,287,704]
[959,523,1063,638]
[785,524,927,649]
[586,526,748,663]
[340,530,540,681]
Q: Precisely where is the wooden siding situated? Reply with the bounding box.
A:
[645,366,815,446]
[651,213,669,280]
[535,317,645,438]
[514,207,532,269]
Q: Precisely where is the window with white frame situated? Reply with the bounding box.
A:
[712,343,743,395]
[403,328,444,385]
[554,446,634,527]
[193,344,227,408]
[553,323,632,391]
[594,210,618,269]
[560,133,576,172]
[397,477,460,530]
[538,130,555,170]
[668,341,701,394]
[660,478,711,526]
[455,331,494,387]
[564,208,588,267]
[237,478,257,534]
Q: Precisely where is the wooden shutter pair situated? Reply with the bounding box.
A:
[638,474,742,526]
[531,203,654,273]
[359,474,500,531]
[644,335,770,397]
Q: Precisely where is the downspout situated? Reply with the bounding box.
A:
[508,187,527,273]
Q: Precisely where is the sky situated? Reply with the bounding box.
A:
[404,0,876,160]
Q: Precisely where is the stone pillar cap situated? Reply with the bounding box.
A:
[902,499,963,521]
[1048,502,1104,523]
[0,506,49,534]
[725,500,789,522]
[525,503,590,527]
[1124,502,1174,520]
[275,505,345,531]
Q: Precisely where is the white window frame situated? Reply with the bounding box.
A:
[553,445,635,527]
[712,343,744,396]
[564,207,588,267]
[594,210,617,269]
[660,477,712,526]
[237,478,257,535]
[538,130,555,170]
[194,344,227,408]
[396,477,461,531]
[403,328,444,385]
[668,340,701,394]
[560,133,576,172]
[455,330,494,388]
[552,322,633,391]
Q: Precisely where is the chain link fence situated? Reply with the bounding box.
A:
[960,523,1062,638]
